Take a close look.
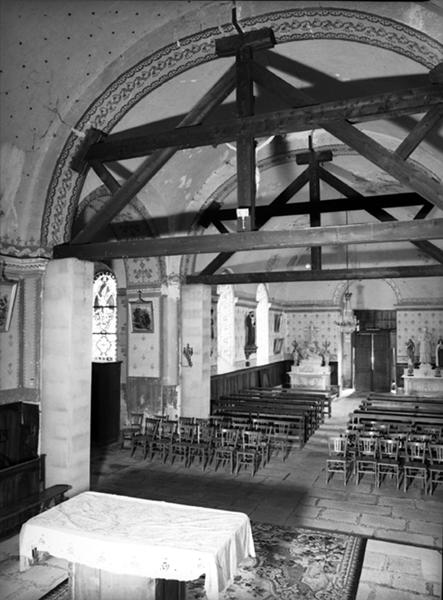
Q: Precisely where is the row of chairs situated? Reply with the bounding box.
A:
[127,415,293,475]
[326,434,443,494]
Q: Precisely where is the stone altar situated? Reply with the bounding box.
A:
[289,355,331,391]
[402,366,443,396]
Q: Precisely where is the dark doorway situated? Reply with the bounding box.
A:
[353,330,392,392]
[91,361,121,446]
[352,309,396,393]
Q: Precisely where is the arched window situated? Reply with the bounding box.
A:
[92,270,117,362]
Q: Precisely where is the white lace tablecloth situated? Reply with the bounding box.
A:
[19,491,255,600]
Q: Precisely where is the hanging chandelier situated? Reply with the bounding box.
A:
[335,210,359,334]
[335,290,359,334]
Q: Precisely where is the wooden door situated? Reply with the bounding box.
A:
[353,331,391,392]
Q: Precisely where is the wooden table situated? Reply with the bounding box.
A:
[19,491,255,600]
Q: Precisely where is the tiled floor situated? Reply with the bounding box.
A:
[1,393,442,599]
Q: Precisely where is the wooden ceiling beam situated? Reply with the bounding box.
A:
[186,264,443,285]
[395,104,443,160]
[319,167,443,264]
[83,85,443,163]
[70,64,238,245]
[214,192,429,222]
[251,61,443,211]
[235,45,256,230]
[199,167,310,276]
[53,218,443,261]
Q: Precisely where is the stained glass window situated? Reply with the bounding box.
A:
[92,271,117,362]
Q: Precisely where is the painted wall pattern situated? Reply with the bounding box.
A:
[286,311,341,360]
[126,257,163,287]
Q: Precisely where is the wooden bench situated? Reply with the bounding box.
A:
[361,394,443,412]
[348,409,443,433]
[224,391,323,431]
[236,389,326,422]
[248,387,334,418]
[210,411,306,448]
[0,484,72,535]
[211,397,311,446]
[360,402,443,414]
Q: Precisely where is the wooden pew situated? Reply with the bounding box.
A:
[210,411,306,449]
[250,386,335,418]
[360,401,443,414]
[213,394,319,440]
[362,393,443,412]
[227,390,323,429]
[348,409,443,433]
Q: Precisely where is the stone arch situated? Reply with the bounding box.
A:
[332,278,402,307]
[42,6,443,250]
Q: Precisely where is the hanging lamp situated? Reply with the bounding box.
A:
[335,212,359,334]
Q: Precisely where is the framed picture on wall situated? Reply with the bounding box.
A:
[130,301,154,333]
[274,313,282,333]
[273,338,284,354]
[0,281,18,333]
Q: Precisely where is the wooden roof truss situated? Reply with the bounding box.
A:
[60,24,443,283]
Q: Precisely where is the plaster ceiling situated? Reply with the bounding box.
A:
[1,1,443,303]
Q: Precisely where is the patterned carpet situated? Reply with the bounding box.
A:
[40,522,366,600]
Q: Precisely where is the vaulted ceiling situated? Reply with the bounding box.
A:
[1,1,443,302]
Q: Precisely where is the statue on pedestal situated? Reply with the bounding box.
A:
[406,338,415,373]
[418,327,433,366]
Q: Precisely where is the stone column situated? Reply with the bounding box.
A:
[41,258,93,495]
[160,276,180,418]
[181,284,211,418]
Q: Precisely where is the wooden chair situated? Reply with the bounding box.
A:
[131,417,159,459]
[178,416,195,426]
[150,420,178,463]
[269,420,291,461]
[169,422,197,467]
[213,428,239,474]
[120,412,144,449]
[326,437,353,485]
[355,436,378,485]
[403,440,428,493]
[188,420,215,471]
[427,443,443,495]
[376,438,402,489]
[235,430,263,477]
[251,418,273,466]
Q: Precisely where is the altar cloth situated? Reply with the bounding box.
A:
[19,491,255,600]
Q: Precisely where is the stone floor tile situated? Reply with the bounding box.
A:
[316,508,360,524]
[374,529,437,547]
[360,514,406,530]
[317,499,392,514]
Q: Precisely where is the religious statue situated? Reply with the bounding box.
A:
[406,338,415,368]
[244,311,257,360]
[418,327,433,365]
[320,340,331,366]
[292,340,301,365]
[245,311,256,346]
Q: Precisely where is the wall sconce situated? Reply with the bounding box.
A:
[183,343,194,367]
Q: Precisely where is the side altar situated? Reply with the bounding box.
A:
[402,329,443,396]
[289,355,331,390]
[402,365,443,396]
[289,324,332,391]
